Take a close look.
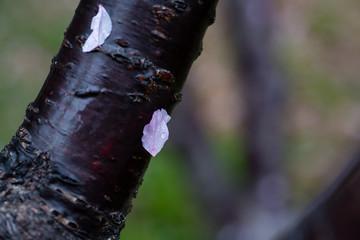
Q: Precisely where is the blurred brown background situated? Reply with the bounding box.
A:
[1,0,360,239]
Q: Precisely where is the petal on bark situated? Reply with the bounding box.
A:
[82,5,112,52]
[142,109,171,157]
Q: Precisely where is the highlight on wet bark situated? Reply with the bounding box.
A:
[142,109,171,157]
[82,4,112,52]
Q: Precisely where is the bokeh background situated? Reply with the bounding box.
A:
[1,0,360,239]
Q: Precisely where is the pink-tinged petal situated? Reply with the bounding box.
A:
[142,109,171,157]
[82,5,112,52]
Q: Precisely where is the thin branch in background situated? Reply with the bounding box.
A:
[228,0,291,238]
[231,0,287,187]
[280,151,360,240]
[170,0,291,239]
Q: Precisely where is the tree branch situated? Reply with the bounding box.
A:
[280,152,360,240]
[0,0,218,239]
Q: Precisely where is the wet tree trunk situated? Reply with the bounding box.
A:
[0,0,217,239]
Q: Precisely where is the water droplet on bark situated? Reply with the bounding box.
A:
[151,29,168,41]
[172,0,188,12]
[131,20,139,25]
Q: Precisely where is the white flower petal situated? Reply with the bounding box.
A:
[142,109,171,157]
[82,5,112,52]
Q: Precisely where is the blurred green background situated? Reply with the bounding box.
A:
[1,0,360,239]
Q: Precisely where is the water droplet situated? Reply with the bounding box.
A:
[131,20,139,25]
[172,0,188,12]
[104,195,112,201]
[36,118,43,125]
[74,88,102,98]
[50,56,58,70]
[161,132,167,139]
[132,189,138,198]
[102,73,109,79]
[45,98,56,107]
[75,198,90,208]
[151,29,168,41]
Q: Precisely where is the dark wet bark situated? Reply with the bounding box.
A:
[0,0,218,239]
[280,152,360,240]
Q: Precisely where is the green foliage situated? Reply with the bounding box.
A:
[122,148,210,240]
[0,1,74,147]
[309,4,340,43]
[210,132,248,183]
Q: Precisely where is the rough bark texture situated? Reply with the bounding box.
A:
[0,0,218,239]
